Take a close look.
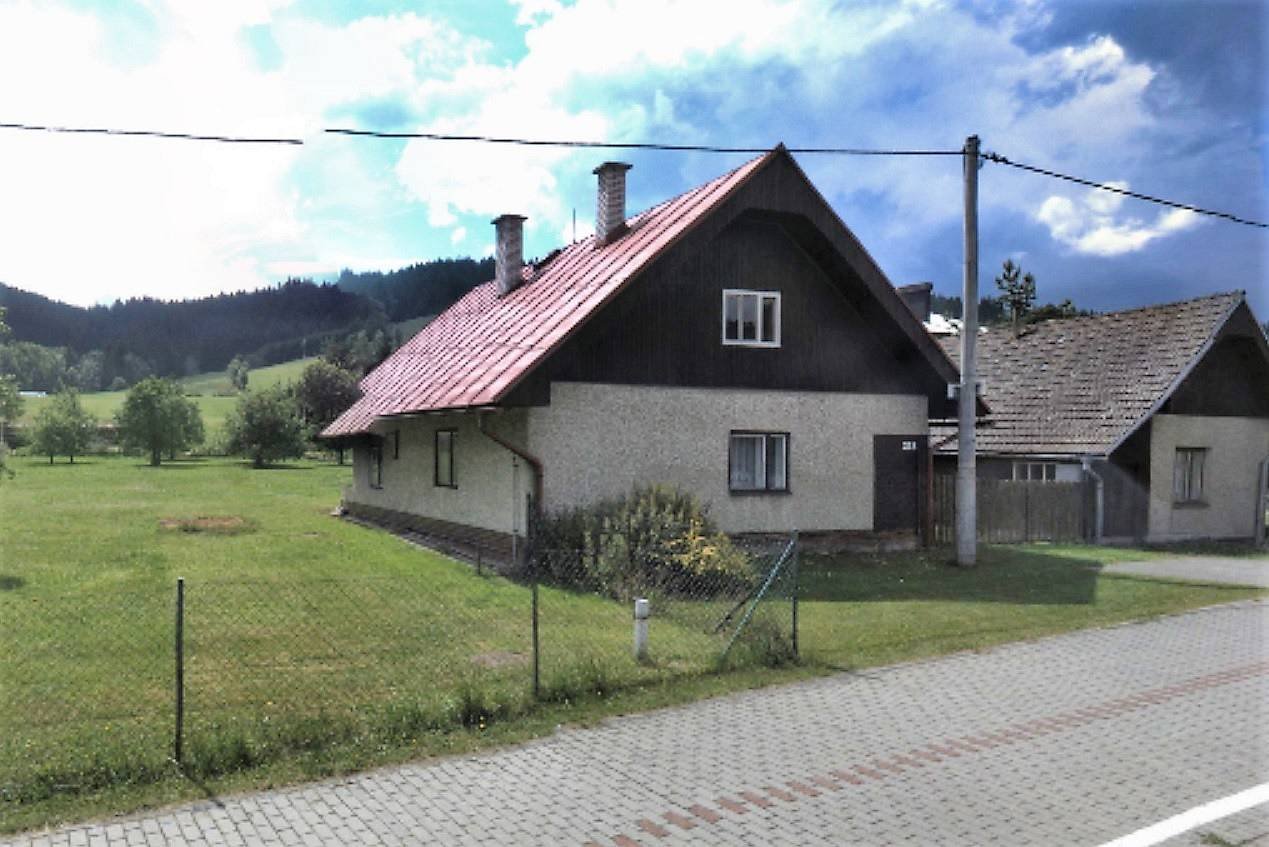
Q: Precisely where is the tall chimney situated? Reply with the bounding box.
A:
[593,161,632,246]
[492,214,526,295]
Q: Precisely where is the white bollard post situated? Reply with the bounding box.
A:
[633,598,650,661]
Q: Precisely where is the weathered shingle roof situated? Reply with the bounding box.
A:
[935,291,1245,456]
[323,150,776,438]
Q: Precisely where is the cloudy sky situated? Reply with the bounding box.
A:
[0,0,1264,317]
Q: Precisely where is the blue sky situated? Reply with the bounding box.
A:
[0,0,1264,317]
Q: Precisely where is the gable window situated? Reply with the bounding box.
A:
[1173,447,1206,504]
[1012,461,1055,482]
[435,429,456,488]
[729,431,789,493]
[368,439,383,489]
[723,290,780,347]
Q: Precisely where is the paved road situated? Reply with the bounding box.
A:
[1102,555,1269,588]
[9,600,1268,846]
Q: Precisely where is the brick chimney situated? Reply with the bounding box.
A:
[593,161,632,246]
[492,214,526,295]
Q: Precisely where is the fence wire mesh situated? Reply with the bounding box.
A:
[2,532,797,805]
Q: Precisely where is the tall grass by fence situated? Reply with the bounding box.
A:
[1,536,798,807]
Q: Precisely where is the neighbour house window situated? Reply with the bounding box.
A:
[435,429,456,488]
[1173,447,1206,504]
[1012,461,1056,482]
[722,290,781,347]
[368,439,383,489]
[729,431,789,493]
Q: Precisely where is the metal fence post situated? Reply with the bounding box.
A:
[174,577,185,765]
[531,566,541,700]
[790,531,799,660]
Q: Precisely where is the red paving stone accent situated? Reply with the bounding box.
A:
[831,769,867,785]
[765,786,798,802]
[788,780,821,797]
[585,660,1269,847]
[661,811,696,830]
[852,765,888,781]
[739,791,774,809]
[636,819,669,838]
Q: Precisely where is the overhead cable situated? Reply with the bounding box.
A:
[0,122,304,145]
[981,151,1266,229]
[322,128,963,156]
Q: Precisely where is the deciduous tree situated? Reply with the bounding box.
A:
[224,384,307,468]
[31,388,96,463]
[115,378,204,466]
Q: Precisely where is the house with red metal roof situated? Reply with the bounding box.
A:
[322,146,961,560]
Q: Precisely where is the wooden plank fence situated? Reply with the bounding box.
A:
[932,475,1087,545]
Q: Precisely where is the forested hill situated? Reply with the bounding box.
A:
[334,257,493,323]
[0,279,384,378]
[0,257,495,385]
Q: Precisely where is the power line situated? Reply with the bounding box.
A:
[3,119,1263,229]
[322,128,963,157]
[981,151,1267,229]
[0,122,303,145]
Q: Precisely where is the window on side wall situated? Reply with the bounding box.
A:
[1012,461,1055,482]
[729,431,789,493]
[368,439,383,489]
[392,429,400,460]
[722,290,780,347]
[1173,447,1206,504]
[435,429,456,488]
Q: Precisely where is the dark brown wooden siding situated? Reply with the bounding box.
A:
[501,154,955,412]
[1164,305,1269,418]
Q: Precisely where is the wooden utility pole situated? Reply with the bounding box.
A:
[957,135,980,567]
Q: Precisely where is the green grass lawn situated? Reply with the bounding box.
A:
[1,455,1262,833]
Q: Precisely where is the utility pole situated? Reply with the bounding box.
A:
[957,135,980,567]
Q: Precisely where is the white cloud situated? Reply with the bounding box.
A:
[1036,185,1200,257]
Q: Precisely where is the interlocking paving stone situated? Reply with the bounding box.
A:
[6,600,1266,846]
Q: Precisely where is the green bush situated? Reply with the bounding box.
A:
[532,485,754,601]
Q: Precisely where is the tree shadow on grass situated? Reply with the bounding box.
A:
[0,575,25,591]
[799,546,1100,606]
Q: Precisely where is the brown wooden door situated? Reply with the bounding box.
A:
[874,435,926,532]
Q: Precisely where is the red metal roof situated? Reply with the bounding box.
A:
[323,148,777,438]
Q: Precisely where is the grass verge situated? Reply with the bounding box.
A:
[2,456,1263,834]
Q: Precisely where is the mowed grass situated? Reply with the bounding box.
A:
[14,357,318,437]
[1,455,1263,833]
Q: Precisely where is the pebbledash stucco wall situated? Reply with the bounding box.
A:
[346,409,530,536]
[525,382,928,533]
[1147,413,1269,542]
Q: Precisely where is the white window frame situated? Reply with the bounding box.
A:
[1012,461,1056,482]
[722,289,781,348]
[1173,447,1206,504]
[729,431,790,493]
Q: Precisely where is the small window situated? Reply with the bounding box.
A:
[392,429,400,460]
[723,290,780,347]
[1012,461,1055,482]
[435,429,456,488]
[1173,448,1206,504]
[729,431,789,493]
[368,439,383,489]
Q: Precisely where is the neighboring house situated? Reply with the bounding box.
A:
[321,146,960,559]
[934,292,1269,544]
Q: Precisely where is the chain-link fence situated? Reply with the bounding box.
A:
[2,532,797,806]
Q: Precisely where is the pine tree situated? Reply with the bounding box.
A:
[995,259,1036,338]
